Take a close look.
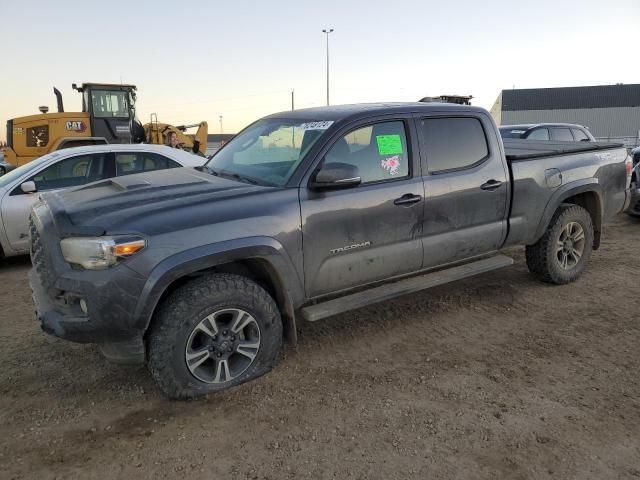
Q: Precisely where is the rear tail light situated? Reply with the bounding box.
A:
[626,155,633,176]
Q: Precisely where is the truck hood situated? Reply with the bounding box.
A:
[44,167,273,233]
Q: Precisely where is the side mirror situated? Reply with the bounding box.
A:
[21,181,37,194]
[310,162,361,190]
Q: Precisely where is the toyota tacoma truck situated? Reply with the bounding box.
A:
[29,103,632,399]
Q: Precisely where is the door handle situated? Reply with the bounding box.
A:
[480,179,503,191]
[394,194,422,206]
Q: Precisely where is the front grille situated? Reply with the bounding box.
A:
[29,216,52,292]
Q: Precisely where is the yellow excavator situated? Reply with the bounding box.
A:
[2,83,208,167]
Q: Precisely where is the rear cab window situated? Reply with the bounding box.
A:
[420,117,489,173]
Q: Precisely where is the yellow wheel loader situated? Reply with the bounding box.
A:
[2,83,207,167]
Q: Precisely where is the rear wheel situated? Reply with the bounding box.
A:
[525,204,594,284]
[148,273,282,399]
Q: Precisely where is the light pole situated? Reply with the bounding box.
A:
[219,115,223,134]
[322,28,334,106]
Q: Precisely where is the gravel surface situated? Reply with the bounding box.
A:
[1,214,639,479]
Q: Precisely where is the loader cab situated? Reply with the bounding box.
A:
[73,83,144,144]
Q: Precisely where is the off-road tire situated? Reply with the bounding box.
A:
[147,273,282,400]
[525,204,594,285]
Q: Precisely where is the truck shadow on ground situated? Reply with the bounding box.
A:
[295,256,532,349]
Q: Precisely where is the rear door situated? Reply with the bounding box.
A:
[416,113,509,268]
[300,117,424,297]
[1,152,111,252]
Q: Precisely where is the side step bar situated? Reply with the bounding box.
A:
[301,255,514,322]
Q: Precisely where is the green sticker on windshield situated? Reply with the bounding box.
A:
[376,134,403,155]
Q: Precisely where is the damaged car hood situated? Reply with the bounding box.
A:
[43,167,274,234]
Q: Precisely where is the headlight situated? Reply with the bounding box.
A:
[60,236,146,270]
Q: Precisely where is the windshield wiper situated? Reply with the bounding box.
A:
[218,170,260,185]
[195,165,218,175]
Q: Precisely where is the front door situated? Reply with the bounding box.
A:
[300,119,424,297]
[416,113,509,268]
[1,152,110,253]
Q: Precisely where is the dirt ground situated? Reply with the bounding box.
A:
[1,215,639,480]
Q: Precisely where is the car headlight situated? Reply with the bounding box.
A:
[60,236,146,270]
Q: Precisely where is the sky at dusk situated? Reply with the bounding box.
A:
[1,0,639,141]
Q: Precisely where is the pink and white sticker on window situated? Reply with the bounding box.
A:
[380,155,401,175]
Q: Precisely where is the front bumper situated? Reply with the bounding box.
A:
[29,267,90,339]
[29,205,148,362]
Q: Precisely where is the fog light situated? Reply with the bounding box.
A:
[79,299,88,314]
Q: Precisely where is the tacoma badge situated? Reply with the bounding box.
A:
[329,241,371,254]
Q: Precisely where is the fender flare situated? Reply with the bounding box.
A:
[533,179,603,244]
[132,236,304,341]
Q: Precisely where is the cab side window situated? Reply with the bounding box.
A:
[115,152,180,176]
[28,153,106,192]
[551,128,573,141]
[323,121,409,184]
[421,117,489,173]
[571,128,590,141]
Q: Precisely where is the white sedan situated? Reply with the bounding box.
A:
[0,144,206,257]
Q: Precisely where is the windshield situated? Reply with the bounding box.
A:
[91,90,130,118]
[0,152,62,189]
[205,118,332,186]
[499,127,527,139]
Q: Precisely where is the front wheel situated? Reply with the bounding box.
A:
[525,204,594,284]
[148,273,283,399]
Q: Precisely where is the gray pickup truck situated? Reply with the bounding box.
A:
[29,103,632,399]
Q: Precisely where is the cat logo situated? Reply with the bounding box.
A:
[65,121,87,132]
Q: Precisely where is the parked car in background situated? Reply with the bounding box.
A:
[0,144,206,258]
[627,146,640,216]
[500,123,595,142]
[0,159,17,177]
[0,148,15,176]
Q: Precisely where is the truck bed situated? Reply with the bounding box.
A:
[503,139,623,161]
[504,140,629,248]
